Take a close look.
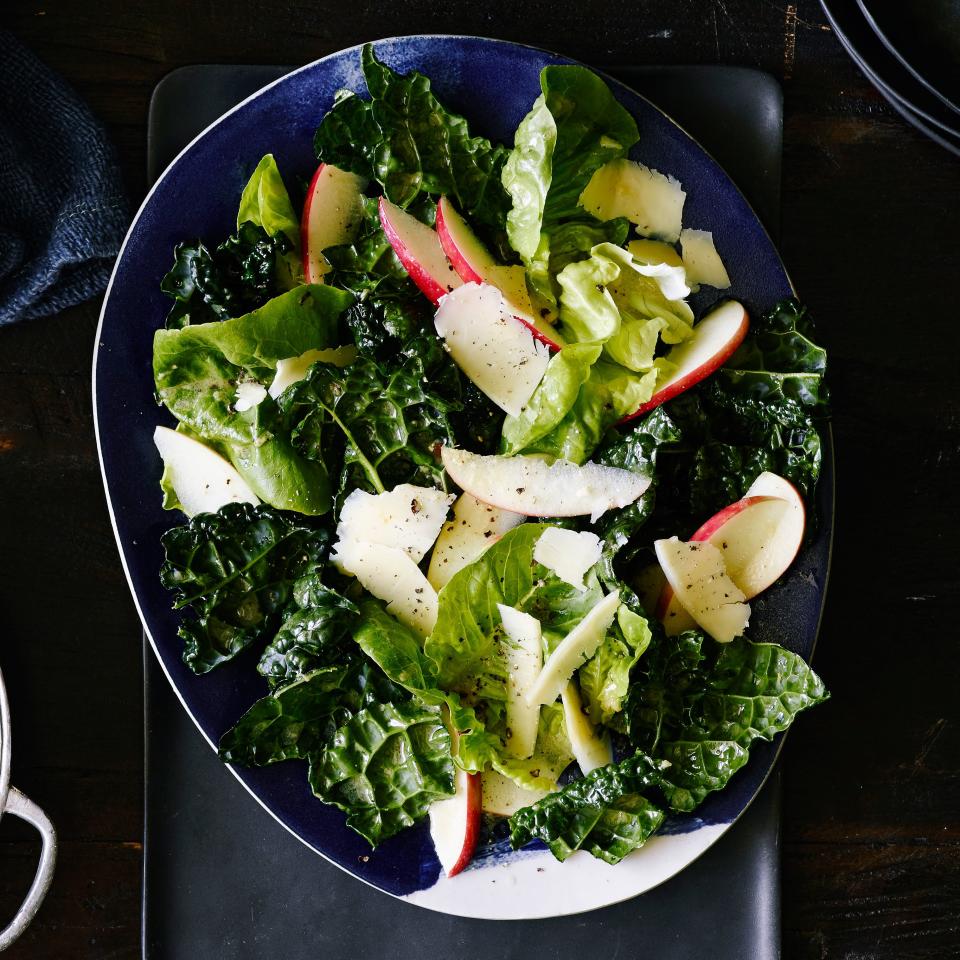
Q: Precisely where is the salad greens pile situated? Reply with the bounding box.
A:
[151,44,830,865]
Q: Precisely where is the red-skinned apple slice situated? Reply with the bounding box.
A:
[657,472,806,634]
[435,197,564,350]
[378,197,462,305]
[441,447,651,520]
[300,164,367,283]
[429,723,481,877]
[620,299,749,424]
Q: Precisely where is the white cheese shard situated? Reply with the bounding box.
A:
[680,228,731,289]
[233,380,267,412]
[267,345,357,399]
[533,527,602,589]
[497,604,543,759]
[561,680,612,774]
[332,538,438,637]
[579,159,686,242]
[526,591,621,706]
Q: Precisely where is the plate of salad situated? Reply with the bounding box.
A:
[94,36,832,919]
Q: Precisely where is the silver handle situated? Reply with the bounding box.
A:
[0,788,57,952]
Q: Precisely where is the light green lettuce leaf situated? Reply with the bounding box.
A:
[501,343,601,455]
[237,153,302,286]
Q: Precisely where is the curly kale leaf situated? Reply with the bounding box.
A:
[308,701,455,846]
[628,631,829,811]
[159,503,330,674]
[314,44,511,244]
[509,753,667,864]
[161,222,294,329]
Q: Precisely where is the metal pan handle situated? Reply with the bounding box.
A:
[0,787,57,951]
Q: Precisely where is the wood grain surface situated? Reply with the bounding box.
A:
[1,1,959,957]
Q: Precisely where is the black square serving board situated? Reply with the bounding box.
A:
[144,61,784,960]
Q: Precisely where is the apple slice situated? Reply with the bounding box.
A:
[533,527,602,589]
[435,197,563,349]
[654,537,749,643]
[481,770,553,817]
[378,197,462,305]
[433,282,550,417]
[498,604,543,759]
[526,591,620,706]
[154,425,259,516]
[332,539,438,637]
[621,299,749,423]
[430,766,482,877]
[301,164,367,283]
[561,681,612,774]
[427,494,524,590]
[657,473,806,634]
[336,484,454,564]
[441,448,651,521]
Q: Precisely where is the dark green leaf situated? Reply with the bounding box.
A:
[160,503,330,673]
[308,701,455,846]
[218,665,352,765]
[257,576,359,689]
[509,753,666,863]
[314,45,511,242]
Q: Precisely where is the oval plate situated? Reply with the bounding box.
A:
[94,36,833,919]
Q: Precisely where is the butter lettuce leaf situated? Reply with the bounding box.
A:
[236,153,302,287]
[309,701,455,846]
[153,285,351,515]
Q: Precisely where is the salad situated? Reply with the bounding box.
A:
[152,45,829,876]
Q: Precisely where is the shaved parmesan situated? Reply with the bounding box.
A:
[561,680,612,774]
[579,159,686,242]
[234,380,267,412]
[337,484,454,564]
[332,538,438,637]
[534,527,602,589]
[626,238,684,268]
[497,604,543,759]
[267,345,357,399]
[680,228,731,289]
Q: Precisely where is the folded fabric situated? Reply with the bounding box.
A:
[0,29,129,326]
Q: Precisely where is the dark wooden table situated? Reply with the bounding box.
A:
[2,2,958,957]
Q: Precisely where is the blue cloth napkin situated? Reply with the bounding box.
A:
[0,30,128,326]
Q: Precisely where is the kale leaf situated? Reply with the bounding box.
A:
[159,503,330,674]
[160,223,293,329]
[314,44,511,247]
[509,753,666,864]
[308,701,455,846]
[628,631,829,811]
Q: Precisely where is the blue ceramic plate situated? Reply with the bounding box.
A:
[94,36,833,919]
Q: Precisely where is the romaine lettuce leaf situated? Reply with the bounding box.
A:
[309,701,455,846]
[236,153,302,287]
[500,343,601,455]
[314,44,510,243]
[160,503,331,673]
[508,752,666,863]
